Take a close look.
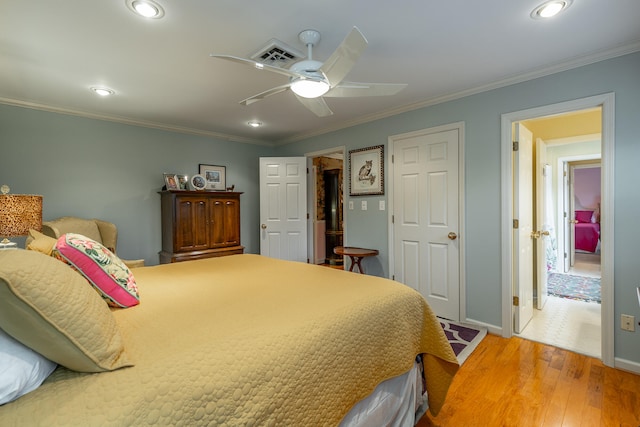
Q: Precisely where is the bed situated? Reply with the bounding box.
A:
[575,209,600,253]
[0,246,458,426]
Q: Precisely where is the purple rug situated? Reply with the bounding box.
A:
[439,319,487,364]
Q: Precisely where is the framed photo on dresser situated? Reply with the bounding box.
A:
[163,173,179,191]
[176,174,189,190]
[199,164,226,191]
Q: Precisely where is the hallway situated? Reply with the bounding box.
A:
[516,253,601,357]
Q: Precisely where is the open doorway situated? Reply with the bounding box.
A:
[306,147,345,268]
[501,93,615,367]
[515,112,602,358]
[565,161,601,272]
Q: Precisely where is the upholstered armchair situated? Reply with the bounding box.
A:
[33,216,145,268]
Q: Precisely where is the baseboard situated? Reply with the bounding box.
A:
[614,357,640,375]
[461,317,502,336]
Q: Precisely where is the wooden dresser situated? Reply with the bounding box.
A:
[159,191,244,263]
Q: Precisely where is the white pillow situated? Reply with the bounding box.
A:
[0,328,57,405]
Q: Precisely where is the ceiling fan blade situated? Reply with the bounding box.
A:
[320,27,368,88]
[210,54,302,79]
[294,94,333,117]
[240,83,292,106]
[323,82,407,98]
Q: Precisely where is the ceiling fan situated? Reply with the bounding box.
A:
[210,27,407,117]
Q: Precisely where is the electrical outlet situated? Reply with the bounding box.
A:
[621,314,635,332]
[361,201,367,210]
[348,201,354,210]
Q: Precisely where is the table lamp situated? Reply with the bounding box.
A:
[0,184,43,249]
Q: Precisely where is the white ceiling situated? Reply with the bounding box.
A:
[1,1,639,144]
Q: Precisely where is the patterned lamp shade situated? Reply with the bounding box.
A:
[0,194,43,240]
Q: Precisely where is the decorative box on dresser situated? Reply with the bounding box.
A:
[159,191,244,263]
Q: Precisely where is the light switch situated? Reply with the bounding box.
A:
[348,201,354,210]
[361,201,367,210]
[379,200,385,210]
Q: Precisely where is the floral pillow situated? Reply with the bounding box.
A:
[52,233,140,308]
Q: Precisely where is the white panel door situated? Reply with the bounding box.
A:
[259,157,307,262]
[393,127,460,321]
[562,162,571,273]
[514,123,534,333]
[535,139,550,310]
[569,165,577,268]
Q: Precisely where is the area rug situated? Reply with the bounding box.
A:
[547,272,601,303]
[439,319,487,365]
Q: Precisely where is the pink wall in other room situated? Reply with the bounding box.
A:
[574,167,601,209]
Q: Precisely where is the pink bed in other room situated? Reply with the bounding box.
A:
[575,210,600,253]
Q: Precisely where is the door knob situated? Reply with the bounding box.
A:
[531,230,550,239]
[448,232,458,240]
[261,224,267,229]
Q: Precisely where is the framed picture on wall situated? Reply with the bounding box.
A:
[199,164,226,191]
[349,145,384,196]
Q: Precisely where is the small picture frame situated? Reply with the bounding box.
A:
[189,174,207,191]
[199,164,226,191]
[349,145,384,196]
[163,173,179,191]
[176,174,189,190]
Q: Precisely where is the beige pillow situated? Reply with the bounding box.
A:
[26,229,57,255]
[0,249,132,372]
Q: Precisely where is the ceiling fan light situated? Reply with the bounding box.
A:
[290,79,330,99]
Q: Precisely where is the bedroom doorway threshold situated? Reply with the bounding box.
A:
[517,251,601,357]
[516,295,601,358]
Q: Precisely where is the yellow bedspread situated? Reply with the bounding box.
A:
[0,254,458,426]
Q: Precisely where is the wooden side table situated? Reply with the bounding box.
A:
[333,246,379,274]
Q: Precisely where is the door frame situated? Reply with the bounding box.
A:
[388,121,466,322]
[305,146,346,264]
[566,160,602,269]
[500,93,615,367]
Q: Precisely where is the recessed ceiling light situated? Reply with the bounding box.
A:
[248,121,263,128]
[91,87,115,96]
[126,0,165,19]
[531,0,572,19]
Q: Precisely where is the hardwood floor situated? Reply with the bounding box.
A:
[320,262,344,270]
[417,333,640,427]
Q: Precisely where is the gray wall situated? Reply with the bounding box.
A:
[277,52,640,365]
[1,52,638,366]
[0,105,274,264]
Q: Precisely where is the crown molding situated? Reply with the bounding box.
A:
[0,97,273,146]
[2,41,639,147]
[278,41,640,144]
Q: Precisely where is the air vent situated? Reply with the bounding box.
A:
[250,38,305,68]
